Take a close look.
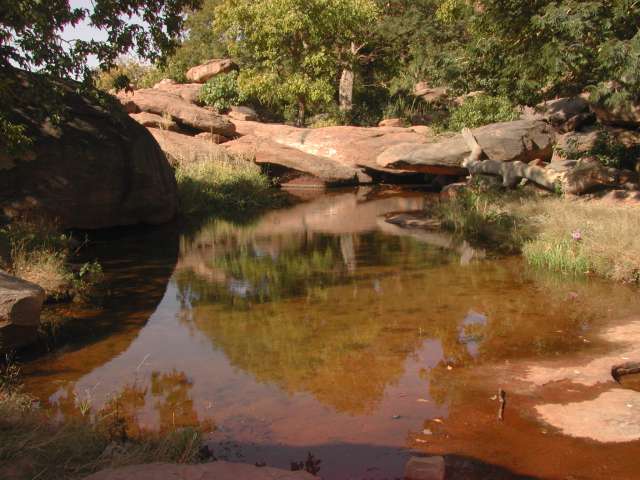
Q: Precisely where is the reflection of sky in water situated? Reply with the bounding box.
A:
[459,310,488,358]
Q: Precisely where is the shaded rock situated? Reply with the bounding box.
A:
[129,112,179,131]
[117,89,235,136]
[0,271,45,350]
[153,80,203,105]
[379,118,405,128]
[404,456,445,480]
[1,70,177,229]
[563,157,626,195]
[195,132,229,144]
[186,59,237,83]
[224,135,368,187]
[522,97,590,126]
[589,101,640,128]
[149,129,228,166]
[228,105,258,121]
[83,462,315,480]
[414,82,448,103]
[378,120,554,174]
[441,182,468,198]
[551,129,600,163]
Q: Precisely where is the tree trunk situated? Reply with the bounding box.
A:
[339,68,354,112]
[296,98,306,127]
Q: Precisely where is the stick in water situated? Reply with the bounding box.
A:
[498,388,506,421]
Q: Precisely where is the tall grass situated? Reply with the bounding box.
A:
[174,151,279,218]
[516,199,640,282]
[0,219,102,301]
[437,187,640,283]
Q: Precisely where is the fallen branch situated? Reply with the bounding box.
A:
[497,388,506,421]
[611,362,640,383]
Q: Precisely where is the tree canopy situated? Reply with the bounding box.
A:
[213,0,379,125]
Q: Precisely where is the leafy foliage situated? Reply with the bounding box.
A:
[214,0,379,125]
[448,95,519,131]
[94,58,154,92]
[198,71,242,111]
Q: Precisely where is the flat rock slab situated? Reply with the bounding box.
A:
[83,462,315,480]
[224,135,368,187]
[153,81,203,105]
[228,120,430,176]
[0,271,45,350]
[149,129,229,166]
[377,120,554,173]
[118,89,235,136]
[536,389,640,443]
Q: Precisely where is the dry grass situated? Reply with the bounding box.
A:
[515,198,640,282]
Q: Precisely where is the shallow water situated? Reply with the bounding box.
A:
[22,189,640,479]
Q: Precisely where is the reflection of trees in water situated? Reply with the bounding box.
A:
[179,252,640,415]
[50,369,208,436]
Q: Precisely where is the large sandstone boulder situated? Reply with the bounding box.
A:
[1,70,178,229]
[589,101,640,128]
[229,120,431,177]
[117,89,235,136]
[377,120,554,173]
[83,462,315,480]
[153,79,203,105]
[224,135,368,187]
[0,271,45,350]
[186,59,237,83]
[149,129,229,166]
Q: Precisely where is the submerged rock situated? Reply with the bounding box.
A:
[0,271,45,350]
[83,462,315,480]
[1,70,178,229]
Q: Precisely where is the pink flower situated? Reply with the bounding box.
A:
[571,230,582,242]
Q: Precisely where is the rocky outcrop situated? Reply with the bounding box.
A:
[589,101,640,128]
[414,82,448,104]
[228,120,431,177]
[377,120,555,173]
[152,79,203,105]
[129,112,179,131]
[186,59,237,83]
[522,96,592,130]
[0,271,45,350]
[83,462,315,480]
[117,89,235,136]
[1,70,178,229]
[378,118,405,127]
[224,135,368,187]
[149,129,229,166]
[228,105,258,121]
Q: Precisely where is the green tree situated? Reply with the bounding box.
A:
[214,0,379,126]
[435,0,640,106]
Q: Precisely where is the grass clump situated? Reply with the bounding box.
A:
[437,184,640,283]
[0,219,103,302]
[175,152,280,218]
[517,198,640,283]
[0,360,206,480]
[436,184,529,253]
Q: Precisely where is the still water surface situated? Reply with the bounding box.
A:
[22,189,640,479]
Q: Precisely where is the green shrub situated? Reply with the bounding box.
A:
[448,95,519,131]
[198,71,242,112]
[94,59,153,92]
[0,114,32,156]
